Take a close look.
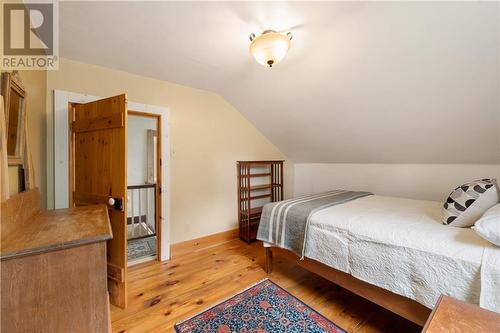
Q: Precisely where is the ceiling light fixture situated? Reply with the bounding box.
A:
[249,30,293,68]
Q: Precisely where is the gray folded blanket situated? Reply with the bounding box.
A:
[257,190,372,257]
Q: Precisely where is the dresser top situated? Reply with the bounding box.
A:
[422,295,500,333]
[1,203,112,260]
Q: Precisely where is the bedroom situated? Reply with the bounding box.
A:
[0,1,499,332]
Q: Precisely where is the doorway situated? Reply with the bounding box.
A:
[54,90,171,263]
[127,111,161,265]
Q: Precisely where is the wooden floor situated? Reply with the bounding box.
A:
[111,238,421,333]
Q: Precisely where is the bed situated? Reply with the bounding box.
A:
[257,191,500,326]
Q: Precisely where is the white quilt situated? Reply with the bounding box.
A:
[302,195,500,312]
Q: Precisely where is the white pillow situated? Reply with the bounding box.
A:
[442,179,499,227]
[473,203,500,246]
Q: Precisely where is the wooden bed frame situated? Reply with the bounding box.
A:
[265,247,432,326]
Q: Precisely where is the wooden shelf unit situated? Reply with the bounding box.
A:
[237,160,284,243]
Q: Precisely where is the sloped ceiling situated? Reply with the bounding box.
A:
[59,1,500,163]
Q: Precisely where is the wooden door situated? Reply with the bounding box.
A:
[69,94,128,308]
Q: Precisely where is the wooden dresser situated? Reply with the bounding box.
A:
[1,189,113,333]
[422,295,500,333]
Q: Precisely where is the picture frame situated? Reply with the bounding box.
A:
[1,71,26,166]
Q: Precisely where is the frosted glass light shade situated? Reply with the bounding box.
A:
[249,31,291,67]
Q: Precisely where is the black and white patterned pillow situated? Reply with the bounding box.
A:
[442,179,499,227]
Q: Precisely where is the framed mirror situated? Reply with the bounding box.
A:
[146,129,157,184]
[1,71,26,165]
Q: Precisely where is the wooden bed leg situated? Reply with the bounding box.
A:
[265,247,273,274]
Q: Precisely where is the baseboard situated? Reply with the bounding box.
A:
[171,229,239,258]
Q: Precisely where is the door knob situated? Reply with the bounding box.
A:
[107,197,123,211]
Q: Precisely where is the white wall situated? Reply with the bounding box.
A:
[127,115,157,186]
[294,164,500,202]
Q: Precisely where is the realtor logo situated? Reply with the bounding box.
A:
[2,1,59,70]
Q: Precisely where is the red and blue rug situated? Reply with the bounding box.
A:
[175,279,347,333]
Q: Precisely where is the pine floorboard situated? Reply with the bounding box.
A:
[111,239,421,333]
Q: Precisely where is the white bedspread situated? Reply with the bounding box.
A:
[303,195,500,312]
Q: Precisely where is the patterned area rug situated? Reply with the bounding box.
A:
[175,279,346,333]
[128,236,156,261]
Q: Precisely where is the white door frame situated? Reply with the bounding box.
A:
[53,89,171,260]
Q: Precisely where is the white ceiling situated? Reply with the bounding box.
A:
[60,1,500,163]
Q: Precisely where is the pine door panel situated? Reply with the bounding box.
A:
[69,94,128,308]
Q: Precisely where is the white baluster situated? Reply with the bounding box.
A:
[138,188,142,237]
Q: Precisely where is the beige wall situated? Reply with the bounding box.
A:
[46,58,293,243]
[7,165,20,197]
